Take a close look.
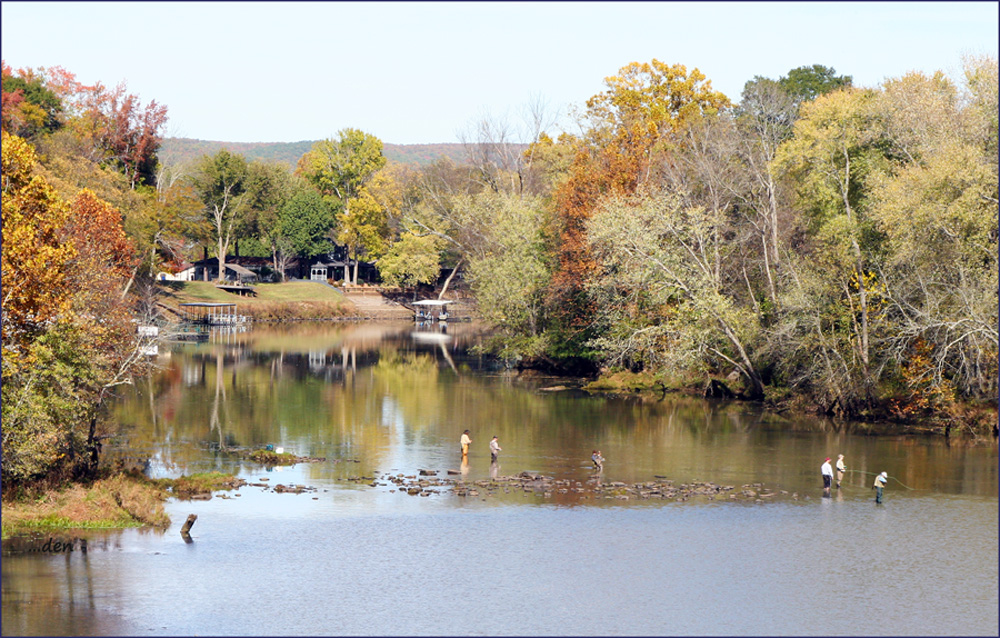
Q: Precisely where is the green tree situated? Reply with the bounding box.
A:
[774,87,892,412]
[300,128,387,283]
[243,160,293,278]
[458,191,553,363]
[779,64,853,107]
[277,183,335,278]
[376,232,441,291]
[190,149,250,281]
[586,188,766,398]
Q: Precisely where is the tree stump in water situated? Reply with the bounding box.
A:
[180,514,197,538]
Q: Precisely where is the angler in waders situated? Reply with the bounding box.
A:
[821,457,834,497]
[836,454,847,489]
[873,471,888,504]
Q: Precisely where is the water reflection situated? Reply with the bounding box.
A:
[6,323,999,636]
[102,323,999,501]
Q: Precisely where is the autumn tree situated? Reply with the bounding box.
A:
[548,60,731,364]
[76,81,168,189]
[376,232,442,291]
[337,168,399,282]
[869,60,998,410]
[2,132,149,486]
[1,131,75,353]
[64,189,145,474]
[1,63,64,138]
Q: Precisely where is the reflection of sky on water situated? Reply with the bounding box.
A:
[5,489,996,636]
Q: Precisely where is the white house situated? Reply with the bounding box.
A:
[159,266,196,281]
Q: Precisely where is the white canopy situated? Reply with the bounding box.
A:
[412,300,456,306]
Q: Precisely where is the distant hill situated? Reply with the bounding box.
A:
[158,138,474,169]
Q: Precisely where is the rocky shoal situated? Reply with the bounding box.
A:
[214,470,809,503]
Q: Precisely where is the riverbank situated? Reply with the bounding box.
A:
[149,287,994,437]
[154,280,424,322]
[1,471,243,539]
[581,368,999,439]
[155,280,354,322]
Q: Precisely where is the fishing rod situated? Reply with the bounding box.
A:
[845,469,916,490]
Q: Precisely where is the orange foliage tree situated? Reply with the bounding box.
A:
[76,80,169,189]
[545,60,731,360]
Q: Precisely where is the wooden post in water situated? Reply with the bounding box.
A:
[180,514,197,540]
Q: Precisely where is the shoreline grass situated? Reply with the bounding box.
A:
[2,471,245,539]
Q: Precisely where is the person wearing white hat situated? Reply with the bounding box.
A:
[836,454,847,488]
[873,471,888,504]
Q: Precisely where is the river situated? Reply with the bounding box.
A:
[2,322,997,636]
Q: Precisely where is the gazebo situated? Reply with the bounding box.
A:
[311,261,348,282]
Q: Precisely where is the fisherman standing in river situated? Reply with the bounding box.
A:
[873,471,888,504]
[490,436,501,462]
[821,457,834,496]
[836,454,847,489]
[592,450,604,471]
[460,430,472,457]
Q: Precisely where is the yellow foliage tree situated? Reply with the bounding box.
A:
[1,131,76,354]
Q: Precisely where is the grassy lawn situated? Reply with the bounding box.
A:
[160,280,345,304]
[156,281,351,320]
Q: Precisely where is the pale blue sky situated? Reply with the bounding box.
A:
[2,1,997,144]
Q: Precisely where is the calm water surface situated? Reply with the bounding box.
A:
[3,322,997,636]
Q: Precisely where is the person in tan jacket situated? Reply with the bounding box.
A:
[873,471,888,504]
[836,454,847,488]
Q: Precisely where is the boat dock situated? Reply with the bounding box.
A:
[179,302,251,326]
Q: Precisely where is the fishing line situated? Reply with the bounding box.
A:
[845,469,916,490]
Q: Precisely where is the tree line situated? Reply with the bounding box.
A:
[2,56,996,489]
